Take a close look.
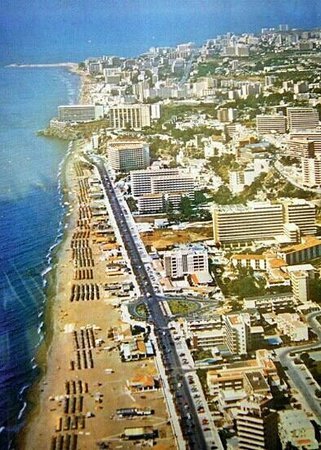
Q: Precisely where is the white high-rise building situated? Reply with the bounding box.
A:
[213,200,317,245]
[224,314,250,355]
[212,202,284,245]
[283,199,316,236]
[107,140,150,172]
[302,156,321,187]
[58,104,104,122]
[163,245,209,279]
[256,115,287,134]
[287,107,319,131]
[109,104,151,130]
[130,168,180,197]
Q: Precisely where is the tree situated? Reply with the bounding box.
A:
[179,196,194,219]
[212,185,236,205]
[126,197,138,212]
[309,278,321,303]
[194,191,207,205]
[164,200,178,223]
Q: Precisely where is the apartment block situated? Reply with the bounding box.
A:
[256,114,287,134]
[243,293,295,314]
[109,104,151,130]
[287,107,319,131]
[279,237,321,265]
[283,199,316,236]
[212,202,284,245]
[163,245,209,279]
[213,200,316,245]
[302,155,321,187]
[58,104,104,122]
[107,140,150,171]
[236,399,278,450]
[130,168,180,197]
[137,194,164,215]
[290,270,310,303]
[276,313,309,341]
[151,174,194,195]
[224,314,250,355]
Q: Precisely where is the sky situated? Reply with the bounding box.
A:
[0,0,320,62]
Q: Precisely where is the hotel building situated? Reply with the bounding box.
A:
[283,199,316,236]
[236,399,278,450]
[256,115,287,135]
[107,140,150,172]
[287,107,319,131]
[224,314,250,355]
[302,155,321,187]
[212,202,284,245]
[58,104,104,122]
[109,104,151,130]
[130,168,180,197]
[213,200,316,245]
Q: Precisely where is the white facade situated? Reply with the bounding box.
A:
[278,410,319,450]
[256,115,287,134]
[224,314,250,355]
[109,104,151,130]
[287,107,319,131]
[163,245,209,279]
[283,199,317,236]
[58,104,104,122]
[275,313,309,341]
[107,140,150,171]
[302,156,321,187]
[130,168,180,197]
[213,202,284,244]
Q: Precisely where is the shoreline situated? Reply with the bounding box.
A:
[20,62,175,449]
[18,141,79,448]
[17,64,88,447]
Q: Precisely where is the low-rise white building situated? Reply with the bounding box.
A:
[275,313,309,341]
[278,410,319,450]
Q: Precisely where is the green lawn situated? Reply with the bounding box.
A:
[168,299,199,315]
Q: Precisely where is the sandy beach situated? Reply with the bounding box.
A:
[20,71,175,450]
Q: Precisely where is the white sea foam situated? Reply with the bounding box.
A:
[18,402,27,420]
[41,266,52,277]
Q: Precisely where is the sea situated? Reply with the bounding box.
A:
[0,0,321,448]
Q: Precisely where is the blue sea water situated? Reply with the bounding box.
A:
[0,1,321,448]
[0,67,79,448]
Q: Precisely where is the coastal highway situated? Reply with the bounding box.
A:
[89,154,222,450]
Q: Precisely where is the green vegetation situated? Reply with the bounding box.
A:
[193,349,213,361]
[206,154,239,183]
[196,59,221,77]
[220,268,266,299]
[211,185,239,205]
[136,303,148,319]
[167,299,199,315]
[126,197,138,212]
[308,278,321,303]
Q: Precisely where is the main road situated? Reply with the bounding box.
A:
[88,154,222,450]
